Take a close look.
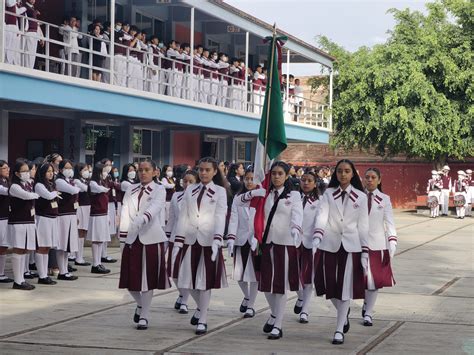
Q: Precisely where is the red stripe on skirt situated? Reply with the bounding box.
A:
[300,245,313,285]
[368,249,395,289]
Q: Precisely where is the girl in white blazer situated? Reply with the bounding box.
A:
[313,159,369,345]
[120,163,138,194]
[119,159,171,330]
[174,157,228,335]
[362,168,397,327]
[293,171,320,324]
[165,170,199,314]
[227,167,259,319]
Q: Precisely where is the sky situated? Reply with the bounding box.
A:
[225,0,430,75]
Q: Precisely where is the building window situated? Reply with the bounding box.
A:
[84,123,120,166]
[132,128,162,165]
[234,138,254,166]
[204,135,228,161]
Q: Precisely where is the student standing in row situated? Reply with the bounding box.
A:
[362,168,397,326]
[101,158,118,264]
[440,166,451,216]
[453,171,468,219]
[313,159,369,345]
[74,163,91,266]
[161,165,176,222]
[119,159,171,330]
[0,161,13,283]
[174,157,228,335]
[426,170,442,218]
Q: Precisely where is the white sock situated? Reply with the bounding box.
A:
[140,290,154,320]
[42,253,49,278]
[336,299,350,333]
[179,288,190,305]
[238,281,250,300]
[102,242,108,258]
[91,243,100,266]
[77,238,85,263]
[24,253,30,273]
[30,251,35,264]
[35,253,46,279]
[198,290,211,324]
[273,293,287,329]
[12,253,24,284]
[364,290,378,317]
[248,282,258,308]
[301,284,313,314]
[0,254,6,275]
[264,292,276,324]
[189,289,200,307]
[129,290,142,307]
[56,250,68,275]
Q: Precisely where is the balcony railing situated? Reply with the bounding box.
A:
[2,12,331,130]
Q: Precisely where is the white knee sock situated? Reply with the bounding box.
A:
[76,238,85,263]
[24,253,30,273]
[91,243,101,266]
[364,290,378,317]
[140,290,154,320]
[264,292,276,325]
[336,299,350,333]
[12,253,24,284]
[0,254,6,275]
[273,293,287,328]
[102,242,108,258]
[330,298,339,309]
[198,290,211,324]
[179,288,190,305]
[248,282,258,308]
[35,253,46,279]
[42,253,49,278]
[30,251,35,264]
[238,281,250,300]
[56,250,68,275]
[301,284,313,314]
[129,290,142,306]
[189,289,200,307]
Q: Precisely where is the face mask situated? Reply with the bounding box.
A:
[81,170,89,179]
[127,171,136,180]
[113,172,119,178]
[101,171,108,179]
[19,172,30,182]
[166,171,173,178]
[63,169,74,179]
[158,43,164,48]
[105,166,112,174]
[88,171,93,179]
[115,25,122,31]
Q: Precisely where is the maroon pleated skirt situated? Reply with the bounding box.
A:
[367,249,395,290]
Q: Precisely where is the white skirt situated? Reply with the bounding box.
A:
[108,202,117,235]
[8,223,36,250]
[0,219,9,248]
[77,205,91,231]
[87,215,111,242]
[233,245,257,283]
[36,216,58,248]
[57,215,79,252]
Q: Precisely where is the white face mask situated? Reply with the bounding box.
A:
[19,172,30,182]
[166,171,173,178]
[63,169,74,179]
[101,171,109,179]
[115,25,122,31]
[127,171,136,180]
[81,170,89,179]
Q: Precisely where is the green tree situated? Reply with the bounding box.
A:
[317,0,473,165]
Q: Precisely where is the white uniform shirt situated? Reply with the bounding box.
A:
[366,189,397,250]
[301,194,320,249]
[165,191,184,242]
[227,194,255,246]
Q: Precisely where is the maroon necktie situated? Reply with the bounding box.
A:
[197,186,206,211]
[341,190,346,203]
[368,192,373,214]
[137,186,145,210]
[274,190,279,204]
[302,195,308,208]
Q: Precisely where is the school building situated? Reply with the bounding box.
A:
[0,0,334,169]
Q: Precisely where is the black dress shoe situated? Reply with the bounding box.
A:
[75,261,91,266]
[23,272,38,279]
[29,263,37,271]
[137,318,148,330]
[12,281,35,290]
[91,265,110,274]
[299,312,309,324]
[190,309,200,325]
[0,276,14,283]
[58,273,78,281]
[179,304,189,314]
[101,256,117,263]
[343,307,350,334]
[239,297,249,313]
[243,308,255,318]
[263,315,276,333]
[332,331,344,345]
[362,303,366,318]
[174,296,182,310]
[68,265,78,272]
[38,277,57,285]
[293,299,303,314]
[363,315,373,327]
[267,327,283,340]
[195,323,207,335]
[133,306,142,323]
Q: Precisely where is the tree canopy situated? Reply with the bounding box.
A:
[315,0,473,164]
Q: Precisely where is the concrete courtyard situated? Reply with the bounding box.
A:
[0,211,473,354]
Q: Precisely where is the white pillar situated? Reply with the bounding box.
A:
[109,0,115,85]
[285,49,290,118]
[189,7,195,100]
[329,68,333,131]
[244,31,249,110]
[0,110,8,159]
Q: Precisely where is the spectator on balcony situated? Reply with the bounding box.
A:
[91,24,107,82]
[113,21,129,87]
[23,0,44,70]
[294,78,304,121]
[192,45,204,102]
[208,51,220,105]
[166,40,178,96]
[217,53,230,107]
[180,43,192,100]
[252,65,266,115]
[59,16,83,77]
[174,42,186,98]
[127,26,143,90]
[201,48,212,104]
[147,35,163,94]
[101,21,111,84]
[229,58,244,111]
[4,0,27,66]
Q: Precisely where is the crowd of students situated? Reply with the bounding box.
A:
[4,2,306,119]
[0,153,398,345]
[426,165,474,219]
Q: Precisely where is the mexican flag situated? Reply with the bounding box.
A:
[252,32,288,245]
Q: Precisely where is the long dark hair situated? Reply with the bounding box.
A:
[11,160,29,185]
[121,163,137,183]
[198,157,226,187]
[57,159,74,180]
[365,167,383,192]
[162,164,174,182]
[0,160,9,185]
[227,163,243,180]
[300,171,319,200]
[269,161,293,198]
[35,163,56,191]
[175,164,193,191]
[328,159,364,191]
[237,165,254,196]
[183,169,200,186]
[91,162,106,184]
[74,162,88,180]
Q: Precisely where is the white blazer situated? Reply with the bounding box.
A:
[165,191,184,242]
[227,194,255,246]
[301,194,320,249]
[264,189,303,246]
[174,182,227,247]
[314,185,369,253]
[367,189,397,250]
[119,182,167,245]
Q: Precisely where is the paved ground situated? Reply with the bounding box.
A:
[0,211,473,354]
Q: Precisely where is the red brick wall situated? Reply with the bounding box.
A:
[172,131,201,166]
